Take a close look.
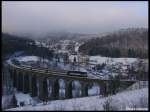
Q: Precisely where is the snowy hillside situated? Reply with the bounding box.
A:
[7,88,148,111]
[16,56,40,62]
[89,56,148,65]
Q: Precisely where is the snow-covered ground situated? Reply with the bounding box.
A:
[2,80,100,109]
[2,94,13,109]
[7,88,148,111]
[16,56,49,63]
[16,56,39,62]
[68,55,139,65]
[15,92,33,106]
[68,55,147,66]
[89,56,143,65]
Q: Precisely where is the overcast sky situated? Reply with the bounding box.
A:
[2,1,148,37]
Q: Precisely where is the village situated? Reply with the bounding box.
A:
[26,39,148,81]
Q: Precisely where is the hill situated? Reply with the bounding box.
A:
[2,33,34,60]
[79,28,148,58]
[2,33,53,61]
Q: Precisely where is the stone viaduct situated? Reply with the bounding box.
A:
[8,61,136,101]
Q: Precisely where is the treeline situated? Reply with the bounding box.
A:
[2,33,54,61]
[88,47,148,58]
[2,33,32,60]
[26,43,54,60]
[79,28,148,58]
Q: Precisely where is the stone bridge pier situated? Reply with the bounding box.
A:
[23,73,30,94]
[80,81,88,97]
[30,75,37,97]
[99,82,107,96]
[16,71,20,91]
[65,80,73,99]
[38,77,48,101]
[51,79,60,100]
[12,69,17,88]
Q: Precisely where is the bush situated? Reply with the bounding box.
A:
[20,101,25,107]
[10,94,18,108]
[103,97,121,111]
[12,59,20,65]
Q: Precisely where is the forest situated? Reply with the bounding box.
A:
[79,28,148,58]
[2,33,54,61]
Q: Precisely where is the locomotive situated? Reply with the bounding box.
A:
[67,71,87,77]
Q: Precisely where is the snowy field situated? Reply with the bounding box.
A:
[89,56,148,65]
[16,56,39,62]
[68,55,140,65]
[7,88,148,111]
[16,56,49,63]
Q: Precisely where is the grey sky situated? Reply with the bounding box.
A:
[2,1,148,37]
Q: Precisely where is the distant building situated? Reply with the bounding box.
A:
[78,54,89,64]
[68,54,89,65]
[69,54,78,63]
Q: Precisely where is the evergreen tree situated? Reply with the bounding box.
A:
[10,94,17,108]
[73,57,76,63]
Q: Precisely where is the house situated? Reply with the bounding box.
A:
[68,54,89,65]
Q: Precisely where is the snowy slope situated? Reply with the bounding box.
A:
[2,95,13,109]
[16,56,39,62]
[16,56,50,63]
[7,88,148,111]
